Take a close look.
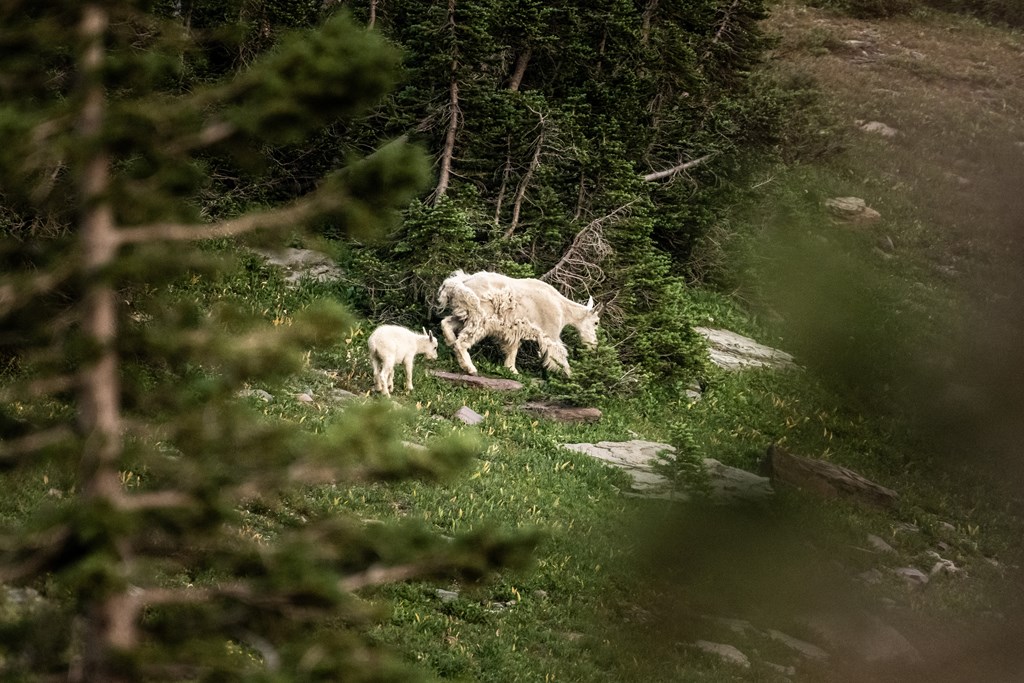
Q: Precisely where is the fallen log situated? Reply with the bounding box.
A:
[430,370,524,391]
[763,444,899,509]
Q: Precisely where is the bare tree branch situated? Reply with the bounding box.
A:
[540,202,631,293]
[504,112,546,238]
[642,153,715,182]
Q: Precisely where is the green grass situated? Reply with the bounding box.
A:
[5,3,1024,679]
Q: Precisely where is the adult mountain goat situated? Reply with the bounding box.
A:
[436,270,599,377]
[367,325,438,397]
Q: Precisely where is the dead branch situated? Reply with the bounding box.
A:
[700,0,741,64]
[540,202,631,292]
[493,141,512,226]
[368,0,378,29]
[504,112,546,238]
[642,152,715,182]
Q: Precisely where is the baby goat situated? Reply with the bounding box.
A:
[367,325,438,397]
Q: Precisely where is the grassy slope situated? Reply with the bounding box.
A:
[176,4,1024,680]
[4,2,1023,681]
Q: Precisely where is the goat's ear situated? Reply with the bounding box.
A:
[585,296,594,310]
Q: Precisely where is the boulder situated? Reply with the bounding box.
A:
[252,247,343,284]
[454,406,484,425]
[694,327,798,371]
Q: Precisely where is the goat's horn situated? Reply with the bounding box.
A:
[586,296,594,310]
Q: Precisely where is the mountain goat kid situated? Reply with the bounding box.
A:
[367,325,438,397]
[437,270,598,377]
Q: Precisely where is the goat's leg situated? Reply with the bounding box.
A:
[501,338,521,374]
[382,364,394,397]
[371,355,383,393]
[404,357,415,392]
[440,316,461,347]
[454,324,489,376]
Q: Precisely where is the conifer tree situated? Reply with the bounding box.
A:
[0,2,529,680]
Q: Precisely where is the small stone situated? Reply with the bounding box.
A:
[859,121,899,138]
[435,589,459,603]
[295,393,314,403]
[330,389,359,402]
[893,567,929,586]
[867,534,896,553]
[532,590,549,600]
[926,551,959,576]
[454,406,484,425]
[239,388,274,403]
[857,569,884,585]
[694,641,751,668]
[767,629,830,661]
[825,196,882,222]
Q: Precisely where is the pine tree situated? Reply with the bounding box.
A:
[0,2,530,679]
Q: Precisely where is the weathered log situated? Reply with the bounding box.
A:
[430,370,524,391]
[763,444,899,509]
[521,401,601,423]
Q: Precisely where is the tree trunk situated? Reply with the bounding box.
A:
[75,6,133,681]
[508,46,531,91]
[641,0,659,45]
[433,0,459,202]
[433,72,459,202]
[368,0,378,29]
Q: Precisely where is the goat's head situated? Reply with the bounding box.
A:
[422,328,439,360]
[576,297,600,348]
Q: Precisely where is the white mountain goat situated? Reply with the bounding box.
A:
[436,270,598,377]
[367,325,438,396]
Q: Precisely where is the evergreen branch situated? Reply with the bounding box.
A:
[642,153,715,182]
[115,491,196,511]
[116,193,340,244]
[0,261,74,319]
[339,562,439,592]
[504,110,546,239]
[0,426,76,462]
[0,374,78,403]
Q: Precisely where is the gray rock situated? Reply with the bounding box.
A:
[330,389,359,402]
[867,534,896,554]
[454,406,484,425]
[704,457,775,502]
[435,589,460,603]
[825,196,882,222]
[693,641,751,668]
[926,551,959,576]
[767,629,830,661]
[295,393,314,403]
[694,327,798,371]
[858,120,899,138]
[430,370,524,391]
[893,567,929,586]
[238,388,274,403]
[252,247,343,284]
[805,611,921,665]
[563,440,773,503]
